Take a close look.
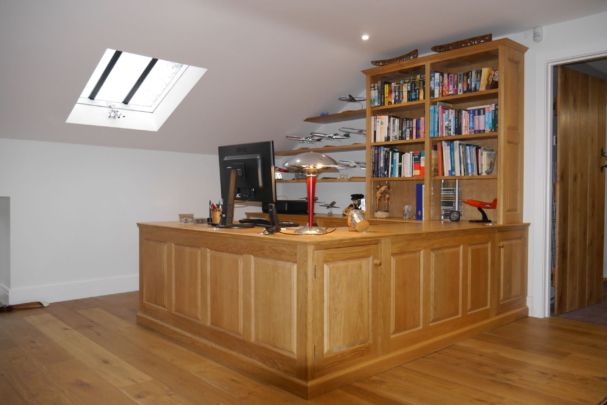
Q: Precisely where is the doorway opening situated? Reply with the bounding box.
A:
[549,57,607,325]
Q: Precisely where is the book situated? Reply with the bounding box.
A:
[415,183,424,220]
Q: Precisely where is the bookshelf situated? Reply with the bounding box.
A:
[363,38,526,224]
[275,143,365,156]
[304,109,365,124]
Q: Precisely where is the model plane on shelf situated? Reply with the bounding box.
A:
[310,132,350,140]
[338,160,366,169]
[338,95,366,109]
[338,95,366,103]
[286,132,351,143]
[320,201,340,209]
[286,135,323,143]
[463,198,497,223]
[339,127,366,136]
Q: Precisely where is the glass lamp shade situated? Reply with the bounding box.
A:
[283,152,340,234]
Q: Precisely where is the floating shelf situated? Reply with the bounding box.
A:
[304,109,366,124]
[278,177,366,183]
[275,143,366,156]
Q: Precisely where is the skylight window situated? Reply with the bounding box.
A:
[67,49,206,131]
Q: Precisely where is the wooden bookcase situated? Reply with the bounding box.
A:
[363,38,527,224]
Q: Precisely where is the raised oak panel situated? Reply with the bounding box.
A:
[430,246,462,324]
[173,244,202,320]
[253,257,297,356]
[208,250,243,337]
[392,251,422,335]
[499,237,525,302]
[324,258,372,354]
[142,239,168,309]
[468,242,491,313]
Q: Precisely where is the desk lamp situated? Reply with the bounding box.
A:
[284,151,340,234]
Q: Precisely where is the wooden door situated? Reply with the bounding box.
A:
[554,66,607,315]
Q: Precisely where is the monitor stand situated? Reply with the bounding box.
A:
[216,167,255,229]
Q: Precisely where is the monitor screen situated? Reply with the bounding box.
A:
[217,141,276,227]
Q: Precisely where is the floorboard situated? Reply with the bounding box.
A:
[1,291,606,405]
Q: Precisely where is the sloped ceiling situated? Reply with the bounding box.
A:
[1,0,607,154]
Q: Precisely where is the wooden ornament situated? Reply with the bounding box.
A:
[431,34,492,53]
[371,49,418,66]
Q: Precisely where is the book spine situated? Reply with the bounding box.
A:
[415,183,424,220]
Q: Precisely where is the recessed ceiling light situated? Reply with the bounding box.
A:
[362,34,369,41]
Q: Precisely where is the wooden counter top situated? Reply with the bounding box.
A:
[137,221,528,245]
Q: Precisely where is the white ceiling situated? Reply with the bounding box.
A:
[2,0,607,154]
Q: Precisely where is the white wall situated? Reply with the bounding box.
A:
[0,197,9,304]
[0,139,219,304]
[500,11,607,317]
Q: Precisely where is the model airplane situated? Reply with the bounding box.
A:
[286,135,323,144]
[338,160,366,169]
[339,127,366,136]
[320,201,340,209]
[338,95,366,103]
[463,198,496,223]
[338,95,366,110]
[463,199,497,209]
[310,132,350,140]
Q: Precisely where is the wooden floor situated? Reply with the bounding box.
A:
[1,292,606,405]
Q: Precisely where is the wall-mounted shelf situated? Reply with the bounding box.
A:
[277,177,365,183]
[304,109,365,124]
[275,143,366,156]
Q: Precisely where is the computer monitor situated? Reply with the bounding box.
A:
[217,141,276,228]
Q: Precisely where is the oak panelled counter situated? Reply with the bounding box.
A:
[137,221,528,399]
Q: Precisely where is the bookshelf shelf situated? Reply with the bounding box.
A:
[431,88,498,104]
[372,139,425,147]
[433,175,497,180]
[304,109,365,124]
[430,132,497,142]
[275,143,365,156]
[372,177,423,182]
[370,100,425,114]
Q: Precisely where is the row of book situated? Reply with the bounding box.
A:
[370,75,425,107]
[435,141,496,177]
[372,115,426,142]
[429,103,498,137]
[430,67,498,98]
[371,146,425,178]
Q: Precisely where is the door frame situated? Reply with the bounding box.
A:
[530,43,607,318]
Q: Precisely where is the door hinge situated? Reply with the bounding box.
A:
[314,265,316,278]
[314,345,316,358]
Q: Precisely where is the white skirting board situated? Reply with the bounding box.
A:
[5,275,138,305]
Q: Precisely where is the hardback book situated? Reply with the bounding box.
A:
[415,183,424,220]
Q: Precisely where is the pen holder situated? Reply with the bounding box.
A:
[211,209,222,224]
